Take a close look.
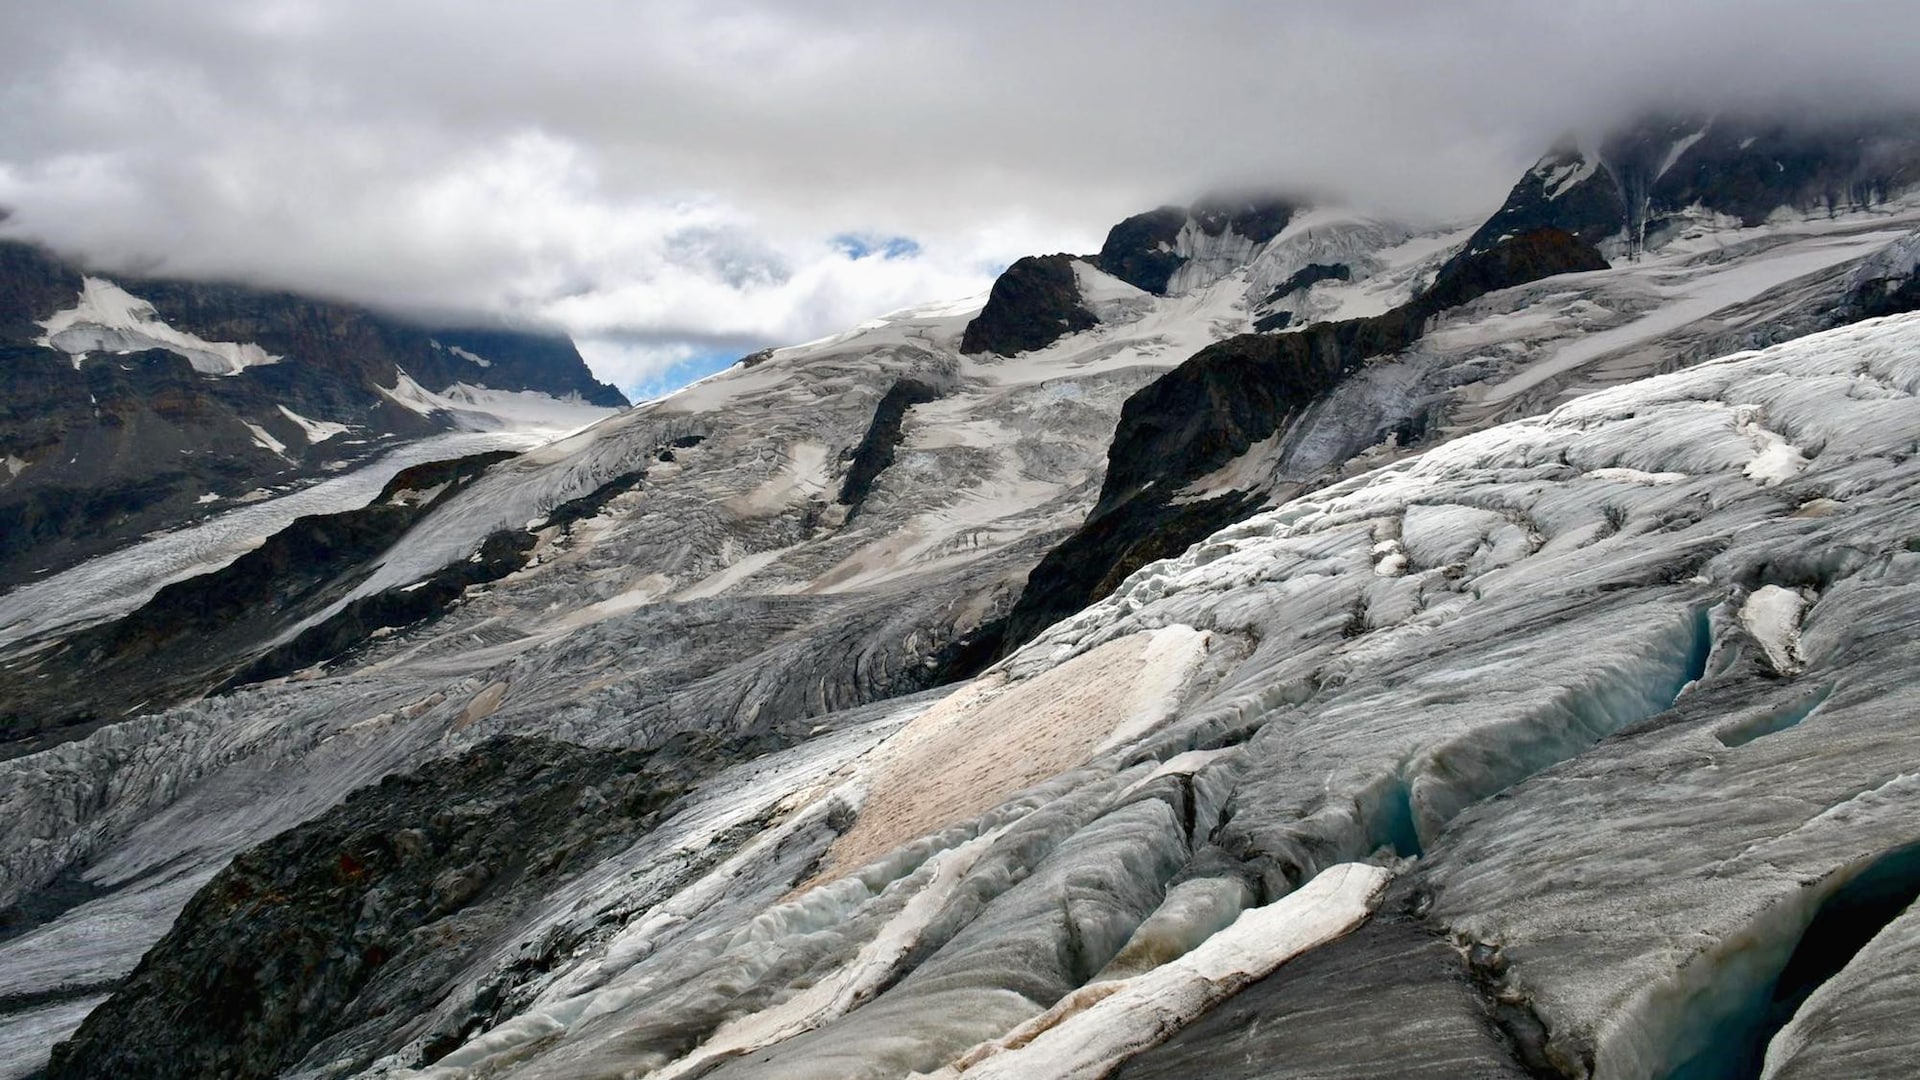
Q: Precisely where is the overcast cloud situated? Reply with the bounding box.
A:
[4,1,1919,396]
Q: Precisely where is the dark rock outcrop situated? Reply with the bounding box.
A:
[959,254,1097,356]
[1252,263,1354,332]
[1846,263,1920,322]
[44,734,777,1080]
[963,196,1312,357]
[1464,139,1630,254]
[947,227,1609,672]
[1418,227,1609,314]
[224,460,656,690]
[420,327,626,408]
[838,379,945,517]
[0,237,626,586]
[1466,113,1920,257]
[1189,195,1299,245]
[1265,262,1352,305]
[0,238,82,342]
[972,311,1418,659]
[1094,206,1190,294]
[1091,197,1300,296]
[0,451,515,753]
[224,528,539,690]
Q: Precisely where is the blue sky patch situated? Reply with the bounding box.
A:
[622,347,752,404]
[831,233,922,260]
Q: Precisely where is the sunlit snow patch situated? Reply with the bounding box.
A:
[240,421,290,459]
[379,369,619,434]
[35,277,281,375]
[1740,585,1808,675]
[276,405,349,442]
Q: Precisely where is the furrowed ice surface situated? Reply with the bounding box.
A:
[0,255,1279,1076]
[346,313,1920,1079]
[9,183,1920,1079]
[918,863,1391,1080]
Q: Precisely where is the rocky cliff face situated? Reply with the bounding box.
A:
[958,255,1097,356]
[1093,196,1301,295]
[8,116,1920,1080]
[0,239,624,587]
[965,226,1609,668]
[1466,112,1920,259]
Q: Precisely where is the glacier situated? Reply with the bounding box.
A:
[4,173,1920,1079]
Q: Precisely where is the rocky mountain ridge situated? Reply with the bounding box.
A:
[4,112,1920,1080]
[0,237,625,588]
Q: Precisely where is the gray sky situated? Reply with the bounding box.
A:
[5,1,1919,395]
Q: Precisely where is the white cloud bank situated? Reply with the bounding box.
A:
[4,1,1920,395]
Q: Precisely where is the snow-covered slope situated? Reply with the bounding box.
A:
[7,126,1920,1079]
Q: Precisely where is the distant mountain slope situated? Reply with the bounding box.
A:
[0,238,624,586]
[1465,112,1920,258]
[8,112,1920,1080]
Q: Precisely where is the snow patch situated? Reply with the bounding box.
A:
[275,405,348,443]
[240,421,289,459]
[34,277,281,376]
[378,369,618,435]
[1584,467,1690,485]
[1736,407,1810,486]
[1175,431,1282,503]
[1539,154,1600,200]
[1071,260,1153,324]
[1655,130,1708,181]
[1740,585,1807,674]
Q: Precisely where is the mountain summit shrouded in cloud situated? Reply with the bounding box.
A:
[10,4,1920,1078]
[5,1,1920,397]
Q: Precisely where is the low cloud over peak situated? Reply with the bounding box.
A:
[6,1,1919,395]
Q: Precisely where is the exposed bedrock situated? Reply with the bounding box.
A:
[837,378,946,516]
[42,734,772,1080]
[961,227,1609,670]
[958,254,1097,356]
[1466,112,1920,258]
[1263,261,1352,305]
[0,237,625,587]
[1093,206,1191,294]
[1089,196,1300,295]
[1417,227,1610,315]
[0,451,516,751]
